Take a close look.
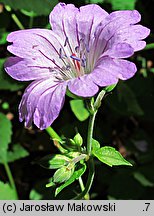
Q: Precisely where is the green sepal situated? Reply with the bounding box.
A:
[55,163,86,196]
[53,165,75,184]
[38,154,70,169]
[94,90,105,110]
[104,83,117,92]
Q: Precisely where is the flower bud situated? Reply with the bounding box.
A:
[73,133,83,146]
[53,165,74,183]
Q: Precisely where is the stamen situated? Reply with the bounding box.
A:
[71,53,81,74]
[70,55,80,61]
[64,37,69,47]
[75,46,79,53]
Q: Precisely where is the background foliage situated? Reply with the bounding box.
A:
[0,0,154,200]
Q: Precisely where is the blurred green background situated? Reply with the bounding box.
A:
[0,0,154,200]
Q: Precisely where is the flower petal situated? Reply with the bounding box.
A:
[7,29,65,69]
[33,83,67,130]
[50,3,108,52]
[5,57,53,81]
[76,4,108,46]
[50,3,79,52]
[102,42,134,58]
[68,76,99,97]
[19,78,64,129]
[91,10,150,61]
[92,57,137,87]
[114,25,150,51]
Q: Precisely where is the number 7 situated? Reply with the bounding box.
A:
[145,203,150,211]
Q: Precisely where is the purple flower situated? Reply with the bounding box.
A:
[5,3,150,130]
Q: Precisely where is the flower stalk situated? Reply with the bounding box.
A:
[3,162,18,199]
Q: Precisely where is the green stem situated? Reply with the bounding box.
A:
[5,5,24,30]
[74,112,97,200]
[46,127,62,141]
[144,43,154,50]
[78,177,89,200]
[45,127,67,154]
[3,162,18,199]
[87,113,97,155]
[29,16,34,28]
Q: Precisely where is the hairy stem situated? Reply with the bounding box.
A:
[3,162,18,199]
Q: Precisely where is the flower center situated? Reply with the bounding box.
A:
[70,53,81,76]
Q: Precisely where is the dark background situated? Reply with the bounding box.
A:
[0,0,154,199]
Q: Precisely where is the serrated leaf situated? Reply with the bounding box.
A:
[1,0,58,16]
[0,181,17,200]
[133,172,154,187]
[108,0,137,10]
[94,146,132,167]
[6,144,29,163]
[0,59,24,91]
[92,138,100,154]
[39,154,70,169]
[70,99,89,121]
[55,163,86,196]
[0,113,12,162]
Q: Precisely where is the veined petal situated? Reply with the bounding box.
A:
[5,57,53,81]
[76,4,108,46]
[114,25,150,51]
[19,78,62,128]
[91,10,150,61]
[50,3,79,52]
[68,75,99,97]
[50,3,108,52]
[7,29,65,69]
[92,57,137,87]
[102,42,134,58]
[34,83,67,130]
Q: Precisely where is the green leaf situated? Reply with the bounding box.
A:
[133,172,154,187]
[6,144,29,163]
[73,133,83,146]
[0,59,25,91]
[0,181,17,200]
[70,99,89,121]
[0,144,29,164]
[108,0,137,10]
[39,154,70,169]
[85,0,104,3]
[55,163,86,196]
[92,138,100,154]
[0,113,12,162]
[94,146,132,167]
[0,30,8,44]
[1,0,59,16]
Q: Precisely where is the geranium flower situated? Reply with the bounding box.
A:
[5,3,150,129]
